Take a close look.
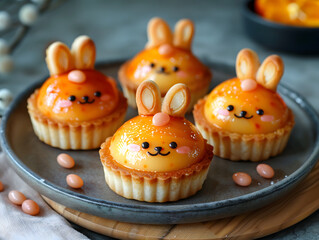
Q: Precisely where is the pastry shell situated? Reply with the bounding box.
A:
[100,138,214,202]
[118,61,211,111]
[193,98,295,162]
[27,90,127,150]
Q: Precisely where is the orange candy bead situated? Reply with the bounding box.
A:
[66,174,84,189]
[257,164,275,179]
[0,181,3,192]
[57,153,75,169]
[8,190,26,205]
[232,172,252,187]
[22,199,40,216]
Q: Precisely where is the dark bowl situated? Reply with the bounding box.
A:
[243,0,319,54]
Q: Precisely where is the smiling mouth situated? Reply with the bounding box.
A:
[147,151,171,156]
[234,114,253,119]
[78,99,95,104]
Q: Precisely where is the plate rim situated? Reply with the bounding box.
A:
[1,60,319,215]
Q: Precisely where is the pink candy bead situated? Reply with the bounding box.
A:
[68,70,86,83]
[152,112,170,126]
[22,200,40,216]
[232,172,252,187]
[66,174,84,189]
[257,164,275,179]
[8,190,26,205]
[57,153,75,169]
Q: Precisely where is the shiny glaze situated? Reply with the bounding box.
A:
[37,70,118,122]
[110,115,206,172]
[204,78,289,134]
[125,45,211,94]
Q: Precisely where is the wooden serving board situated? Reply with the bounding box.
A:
[43,160,319,240]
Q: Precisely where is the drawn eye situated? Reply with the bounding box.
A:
[68,95,76,101]
[256,109,264,115]
[94,91,101,97]
[169,142,177,149]
[150,63,155,68]
[141,142,149,149]
[173,66,179,72]
[227,105,234,111]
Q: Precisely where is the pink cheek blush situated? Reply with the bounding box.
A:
[68,70,86,83]
[241,79,257,91]
[176,71,188,78]
[261,115,274,122]
[57,100,73,108]
[153,112,170,126]
[128,144,140,152]
[218,109,230,116]
[176,146,191,154]
[101,94,111,102]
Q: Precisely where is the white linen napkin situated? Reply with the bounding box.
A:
[0,152,89,240]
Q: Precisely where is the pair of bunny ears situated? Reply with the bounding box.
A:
[236,48,284,92]
[136,80,190,117]
[145,17,194,51]
[46,35,96,76]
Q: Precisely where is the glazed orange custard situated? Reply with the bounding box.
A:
[204,78,289,134]
[37,70,118,122]
[125,45,211,94]
[255,0,319,27]
[109,115,206,172]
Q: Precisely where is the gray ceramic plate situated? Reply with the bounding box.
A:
[1,61,319,224]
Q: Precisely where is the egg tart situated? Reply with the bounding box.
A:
[27,36,127,150]
[100,80,214,202]
[118,17,212,111]
[193,48,294,161]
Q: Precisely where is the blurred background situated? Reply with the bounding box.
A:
[0,0,318,239]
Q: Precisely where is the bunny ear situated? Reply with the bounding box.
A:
[71,35,96,69]
[173,19,194,50]
[136,80,162,115]
[236,48,260,80]
[256,55,284,91]
[162,83,190,117]
[46,42,74,76]
[145,17,173,49]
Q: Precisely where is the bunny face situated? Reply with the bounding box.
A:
[109,81,206,172]
[124,18,211,94]
[37,36,119,122]
[204,49,289,134]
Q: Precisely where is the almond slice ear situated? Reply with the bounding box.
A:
[256,55,284,91]
[236,48,260,80]
[71,35,96,69]
[136,80,162,115]
[174,19,194,50]
[145,17,173,49]
[46,42,74,76]
[162,83,190,117]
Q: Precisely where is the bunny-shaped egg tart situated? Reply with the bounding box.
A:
[194,48,294,161]
[118,17,212,111]
[27,36,127,150]
[100,80,214,202]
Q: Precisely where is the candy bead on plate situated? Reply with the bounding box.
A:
[57,153,75,169]
[232,172,252,187]
[8,190,26,205]
[22,199,40,216]
[0,181,3,192]
[66,174,84,189]
[257,164,275,179]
